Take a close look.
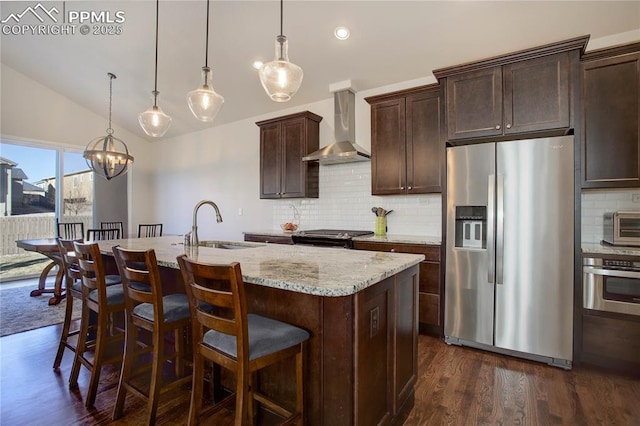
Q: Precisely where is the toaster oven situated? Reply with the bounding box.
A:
[603,211,640,247]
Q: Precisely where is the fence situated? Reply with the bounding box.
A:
[0,214,93,255]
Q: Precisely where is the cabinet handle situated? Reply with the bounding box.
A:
[495,125,501,130]
[408,186,413,190]
[390,249,395,252]
[506,124,512,129]
[400,186,405,190]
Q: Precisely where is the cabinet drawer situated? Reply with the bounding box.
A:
[352,241,440,261]
[244,234,293,245]
[419,293,440,326]
[582,312,640,373]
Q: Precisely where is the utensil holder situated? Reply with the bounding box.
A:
[375,216,387,236]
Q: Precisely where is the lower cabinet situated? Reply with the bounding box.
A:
[243,233,293,245]
[581,311,640,375]
[353,240,442,336]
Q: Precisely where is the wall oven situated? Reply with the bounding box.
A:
[583,255,640,316]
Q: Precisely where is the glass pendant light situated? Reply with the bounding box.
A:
[187,0,224,122]
[258,0,303,102]
[139,0,171,137]
[84,73,134,181]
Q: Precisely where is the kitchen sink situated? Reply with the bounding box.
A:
[198,240,264,250]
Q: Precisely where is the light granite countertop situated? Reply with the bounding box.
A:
[582,242,640,257]
[97,236,424,297]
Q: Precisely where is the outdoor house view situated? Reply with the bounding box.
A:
[1,1,640,425]
[1,144,93,281]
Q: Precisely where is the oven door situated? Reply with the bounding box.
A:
[584,258,640,316]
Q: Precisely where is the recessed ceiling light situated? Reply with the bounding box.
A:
[252,60,263,70]
[334,27,350,40]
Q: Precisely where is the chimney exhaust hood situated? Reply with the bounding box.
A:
[302,84,370,165]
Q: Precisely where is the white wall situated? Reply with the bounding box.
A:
[0,63,154,237]
[150,75,442,242]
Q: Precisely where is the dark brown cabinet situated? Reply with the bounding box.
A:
[243,232,293,245]
[434,36,589,143]
[256,111,322,199]
[582,311,640,375]
[581,42,640,188]
[353,240,442,336]
[365,84,444,195]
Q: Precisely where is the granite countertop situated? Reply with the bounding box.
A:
[97,236,424,297]
[582,242,640,257]
[353,234,441,245]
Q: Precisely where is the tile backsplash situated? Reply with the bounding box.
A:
[272,162,442,238]
[272,164,639,243]
[582,188,640,243]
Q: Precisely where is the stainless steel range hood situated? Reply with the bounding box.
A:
[302,88,371,165]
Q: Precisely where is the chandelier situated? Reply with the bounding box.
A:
[84,73,134,181]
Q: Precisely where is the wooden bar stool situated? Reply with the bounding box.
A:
[86,228,121,241]
[57,220,85,239]
[70,241,126,408]
[53,238,83,369]
[101,221,124,237]
[54,238,123,369]
[177,255,310,425]
[111,246,191,425]
[137,223,163,238]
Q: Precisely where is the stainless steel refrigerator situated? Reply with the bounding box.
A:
[444,136,574,368]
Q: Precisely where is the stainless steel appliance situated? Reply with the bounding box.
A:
[445,136,574,369]
[584,255,640,316]
[603,211,640,247]
[291,229,374,248]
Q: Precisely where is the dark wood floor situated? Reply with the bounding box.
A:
[1,321,639,425]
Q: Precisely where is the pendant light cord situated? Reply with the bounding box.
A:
[107,73,115,134]
[205,0,210,67]
[277,0,284,59]
[279,0,283,37]
[153,0,160,107]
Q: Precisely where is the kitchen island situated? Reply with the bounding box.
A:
[96,236,424,425]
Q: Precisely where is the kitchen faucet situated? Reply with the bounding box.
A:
[188,200,223,247]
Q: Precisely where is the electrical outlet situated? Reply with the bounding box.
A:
[369,307,379,338]
[633,194,640,203]
[238,207,243,216]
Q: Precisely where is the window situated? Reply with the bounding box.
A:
[0,140,94,281]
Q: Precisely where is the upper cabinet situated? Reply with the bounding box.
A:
[256,111,322,199]
[434,36,589,143]
[365,84,444,195]
[581,42,640,189]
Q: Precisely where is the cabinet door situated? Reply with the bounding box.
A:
[260,122,282,199]
[582,52,640,188]
[445,67,503,140]
[281,118,306,198]
[371,98,406,195]
[503,52,570,135]
[406,89,443,193]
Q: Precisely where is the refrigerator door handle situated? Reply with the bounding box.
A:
[496,174,505,285]
[487,175,495,284]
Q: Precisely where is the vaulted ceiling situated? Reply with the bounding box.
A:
[1,1,638,141]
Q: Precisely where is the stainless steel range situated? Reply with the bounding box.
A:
[292,229,374,248]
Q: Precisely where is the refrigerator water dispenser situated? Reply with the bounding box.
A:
[455,206,487,249]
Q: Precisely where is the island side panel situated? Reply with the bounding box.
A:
[355,264,419,426]
[393,265,419,424]
[244,282,324,425]
[322,294,356,426]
